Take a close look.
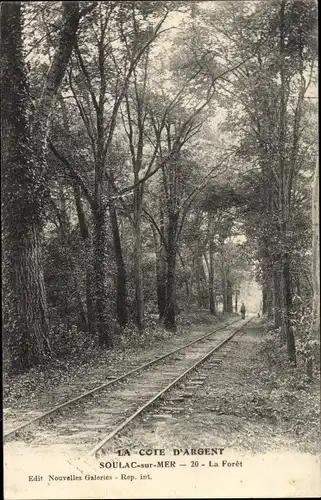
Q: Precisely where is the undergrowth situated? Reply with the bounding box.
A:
[255,328,320,453]
[3,309,221,408]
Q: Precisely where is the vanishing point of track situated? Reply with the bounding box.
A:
[4,317,253,457]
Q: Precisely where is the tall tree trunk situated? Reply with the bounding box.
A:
[307,161,320,378]
[93,208,113,347]
[196,251,203,308]
[73,185,94,334]
[278,0,296,364]
[155,245,167,320]
[262,284,268,315]
[109,204,128,328]
[164,250,177,331]
[312,161,320,341]
[32,2,84,214]
[55,188,87,332]
[32,2,82,138]
[1,2,51,373]
[132,187,144,330]
[222,275,228,314]
[265,272,274,320]
[282,253,296,363]
[208,254,216,315]
[226,279,233,314]
[208,214,217,315]
[263,270,274,319]
[154,206,167,320]
[164,213,178,331]
[273,265,282,329]
[196,247,208,308]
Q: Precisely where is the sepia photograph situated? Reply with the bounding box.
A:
[1,0,320,498]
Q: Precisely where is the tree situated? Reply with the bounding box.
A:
[49,2,176,342]
[1,1,94,373]
[120,54,161,330]
[207,0,317,362]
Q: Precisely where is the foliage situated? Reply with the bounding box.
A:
[256,329,320,448]
[2,0,318,373]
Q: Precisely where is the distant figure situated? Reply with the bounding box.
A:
[240,302,246,319]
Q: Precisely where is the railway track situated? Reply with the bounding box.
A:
[4,316,252,457]
[4,317,237,440]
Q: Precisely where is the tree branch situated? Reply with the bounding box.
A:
[48,139,95,209]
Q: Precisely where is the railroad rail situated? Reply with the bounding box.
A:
[88,317,253,457]
[4,317,252,454]
[4,317,238,441]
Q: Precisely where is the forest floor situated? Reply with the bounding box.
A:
[4,314,321,498]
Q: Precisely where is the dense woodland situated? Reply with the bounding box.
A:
[1,1,319,376]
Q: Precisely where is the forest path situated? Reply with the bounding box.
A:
[4,319,247,454]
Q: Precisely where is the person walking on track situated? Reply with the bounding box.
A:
[240,302,246,319]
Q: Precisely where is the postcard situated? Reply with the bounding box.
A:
[2,0,320,498]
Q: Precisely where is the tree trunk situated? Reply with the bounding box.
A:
[3,224,51,372]
[132,187,144,330]
[73,185,94,334]
[196,248,208,309]
[208,215,217,315]
[278,0,296,364]
[1,2,51,373]
[31,2,82,140]
[273,265,282,329]
[262,284,268,315]
[156,245,167,320]
[265,272,274,320]
[208,258,216,315]
[196,252,202,308]
[93,208,113,347]
[56,188,87,332]
[226,279,233,313]
[312,161,320,341]
[282,254,296,364]
[305,160,319,395]
[164,213,178,331]
[154,207,167,320]
[109,204,128,328]
[262,272,273,319]
[222,275,228,313]
[164,250,177,331]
